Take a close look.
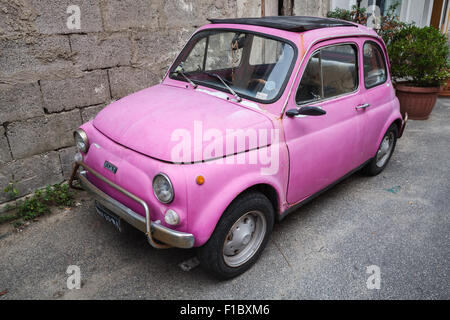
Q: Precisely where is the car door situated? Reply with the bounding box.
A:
[359,39,393,160]
[283,40,366,204]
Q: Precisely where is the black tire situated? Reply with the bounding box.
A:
[363,123,398,176]
[197,191,274,279]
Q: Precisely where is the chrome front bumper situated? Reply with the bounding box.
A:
[69,161,195,249]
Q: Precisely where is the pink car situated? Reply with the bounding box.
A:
[70,16,407,278]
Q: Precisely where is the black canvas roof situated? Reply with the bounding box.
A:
[208,16,356,32]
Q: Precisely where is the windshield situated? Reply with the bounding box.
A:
[169,30,296,103]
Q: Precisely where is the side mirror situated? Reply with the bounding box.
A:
[286,106,326,117]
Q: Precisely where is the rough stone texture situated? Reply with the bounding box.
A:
[162,0,238,28]
[58,146,77,179]
[70,33,132,70]
[0,199,16,214]
[293,0,330,17]
[1,151,63,199]
[0,167,12,203]
[0,126,12,164]
[0,0,329,204]
[80,104,106,123]
[40,70,110,113]
[0,36,73,77]
[101,0,161,32]
[0,0,39,39]
[27,0,103,35]
[132,29,195,78]
[109,67,159,99]
[237,0,278,17]
[7,110,81,159]
[0,82,44,124]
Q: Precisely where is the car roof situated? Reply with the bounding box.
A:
[208,16,357,32]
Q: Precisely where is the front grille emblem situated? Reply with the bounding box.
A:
[104,161,118,174]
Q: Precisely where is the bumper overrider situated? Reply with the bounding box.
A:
[69,161,195,249]
[398,112,408,138]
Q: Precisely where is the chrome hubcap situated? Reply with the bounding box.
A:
[376,131,394,168]
[223,211,267,268]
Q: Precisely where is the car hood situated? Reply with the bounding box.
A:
[93,84,274,162]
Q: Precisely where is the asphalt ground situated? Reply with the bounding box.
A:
[0,99,449,299]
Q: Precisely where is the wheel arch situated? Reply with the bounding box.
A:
[372,115,402,157]
[190,178,284,247]
[392,118,403,137]
[238,183,280,219]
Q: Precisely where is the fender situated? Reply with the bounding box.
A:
[372,106,403,157]
[182,152,287,247]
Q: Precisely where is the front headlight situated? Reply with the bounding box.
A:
[152,173,174,204]
[74,129,89,153]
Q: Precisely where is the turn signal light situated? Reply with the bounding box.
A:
[196,175,205,185]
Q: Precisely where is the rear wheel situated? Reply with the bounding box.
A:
[363,124,398,176]
[198,192,274,279]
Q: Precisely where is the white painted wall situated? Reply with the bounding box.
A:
[331,0,434,27]
[399,0,433,27]
[331,0,357,10]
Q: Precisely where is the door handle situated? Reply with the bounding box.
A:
[355,103,370,110]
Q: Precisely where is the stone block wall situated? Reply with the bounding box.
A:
[0,0,328,205]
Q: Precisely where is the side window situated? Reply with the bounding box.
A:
[363,41,387,88]
[295,52,321,103]
[321,45,358,98]
[296,44,358,104]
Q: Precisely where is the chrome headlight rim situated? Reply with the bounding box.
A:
[152,173,174,204]
[74,129,89,153]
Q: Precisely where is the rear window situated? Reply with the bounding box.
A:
[363,41,387,88]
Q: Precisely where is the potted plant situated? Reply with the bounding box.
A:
[388,26,450,119]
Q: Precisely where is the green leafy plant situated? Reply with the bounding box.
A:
[388,25,450,87]
[327,7,353,21]
[327,2,410,45]
[16,190,50,221]
[3,181,18,200]
[2,182,75,226]
[377,2,411,45]
[327,5,367,25]
[12,221,23,228]
[0,213,17,224]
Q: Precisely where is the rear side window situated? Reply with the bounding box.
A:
[363,41,387,88]
[296,44,358,104]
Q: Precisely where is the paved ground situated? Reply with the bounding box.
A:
[0,99,449,300]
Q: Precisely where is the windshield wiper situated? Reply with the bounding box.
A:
[172,64,197,89]
[200,71,242,102]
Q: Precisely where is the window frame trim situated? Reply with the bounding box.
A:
[295,41,360,107]
[168,28,299,105]
[362,40,388,90]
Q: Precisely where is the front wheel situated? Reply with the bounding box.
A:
[363,124,398,176]
[197,192,274,279]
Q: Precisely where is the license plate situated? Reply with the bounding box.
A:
[95,204,121,232]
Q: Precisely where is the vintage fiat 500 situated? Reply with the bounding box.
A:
[70,16,407,278]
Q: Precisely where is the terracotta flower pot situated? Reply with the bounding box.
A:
[395,83,440,120]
